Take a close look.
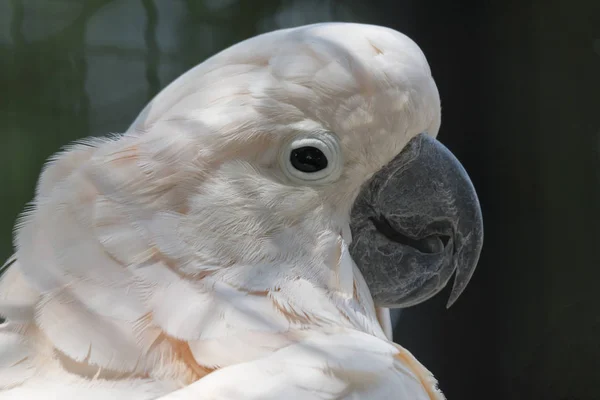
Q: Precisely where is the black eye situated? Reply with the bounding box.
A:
[290,146,329,173]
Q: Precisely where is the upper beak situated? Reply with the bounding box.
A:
[349,133,483,308]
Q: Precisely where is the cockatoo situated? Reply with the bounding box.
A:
[0,22,483,399]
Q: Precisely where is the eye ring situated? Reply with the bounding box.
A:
[279,132,343,184]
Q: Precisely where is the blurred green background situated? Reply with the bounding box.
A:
[1,1,599,399]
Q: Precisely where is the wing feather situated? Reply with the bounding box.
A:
[156,330,441,400]
[0,330,35,389]
[0,261,38,322]
[0,375,174,400]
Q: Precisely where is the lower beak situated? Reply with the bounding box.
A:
[349,133,483,308]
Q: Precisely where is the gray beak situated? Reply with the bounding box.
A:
[349,133,483,308]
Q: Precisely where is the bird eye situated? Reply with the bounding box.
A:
[290,146,328,173]
[279,133,343,184]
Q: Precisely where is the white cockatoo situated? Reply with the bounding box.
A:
[0,23,483,399]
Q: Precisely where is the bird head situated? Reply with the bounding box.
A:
[99,23,481,310]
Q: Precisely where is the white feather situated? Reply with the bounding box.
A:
[0,262,38,322]
[35,288,143,372]
[0,330,35,389]
[1,22,444,399]
[156,330,441,400]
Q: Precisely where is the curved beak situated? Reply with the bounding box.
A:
[349,133,483,308]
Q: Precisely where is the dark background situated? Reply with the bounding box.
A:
[1,1,599,399]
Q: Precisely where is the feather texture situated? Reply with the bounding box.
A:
[0,22,444,399]
[157,330,443,400]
